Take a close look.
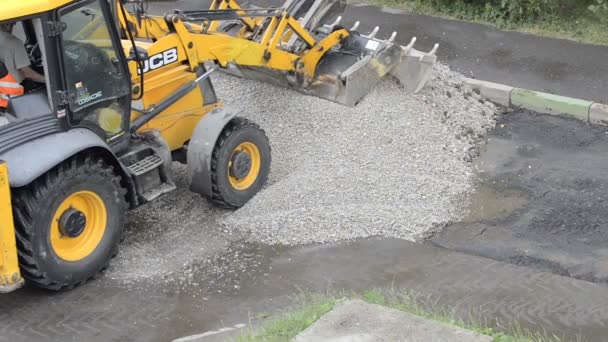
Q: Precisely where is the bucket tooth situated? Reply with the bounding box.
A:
[330,15,342,27]
[350,21,360,31]
[367,26,379,39]
[387,31,397,43]
[404,37,416,50]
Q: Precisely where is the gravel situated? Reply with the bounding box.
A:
[217,63,498,245]
[107,63,498,285]
[105,163,242,286]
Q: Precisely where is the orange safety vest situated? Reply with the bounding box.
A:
[0,63,24,109]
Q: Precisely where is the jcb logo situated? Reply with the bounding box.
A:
[138,48,178,75]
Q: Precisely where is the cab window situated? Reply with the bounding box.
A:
[60,0,131,138]
[0,19,52,127]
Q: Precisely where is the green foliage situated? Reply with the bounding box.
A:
[370,0,608,45]
[412,0,603,27]
[238,295,338,342]
[588,0,608,15]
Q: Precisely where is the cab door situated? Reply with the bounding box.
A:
[58,0,131,143]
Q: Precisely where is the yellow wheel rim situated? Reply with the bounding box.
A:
[228,142,261,190]
[50,191,107,262]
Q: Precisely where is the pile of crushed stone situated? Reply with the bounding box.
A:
[217,63,498,245]
[107,63,498,285]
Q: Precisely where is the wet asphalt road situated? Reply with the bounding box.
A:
[432,109,608,284]
[147,0,608,102]
[3,237,608,342]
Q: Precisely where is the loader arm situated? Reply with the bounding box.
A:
[117,2,347,78]
[116,0,438,106]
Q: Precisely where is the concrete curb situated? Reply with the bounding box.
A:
[590,103,608,126]
[463,78,608,126]
[511,88,593,121]
[462,78,512,107]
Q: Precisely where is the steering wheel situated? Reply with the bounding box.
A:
[63,41,112,75]
[27,43,43,67]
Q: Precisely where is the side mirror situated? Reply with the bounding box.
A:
[127,46,149,62]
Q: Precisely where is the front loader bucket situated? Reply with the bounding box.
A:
[390,38,439,94]
[288,0,438,106]
[220,33,439,107]
[307,45,405,107]
[306,34,439,106]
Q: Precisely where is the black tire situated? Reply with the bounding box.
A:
[211,117,271,208]
[12,156,127,291]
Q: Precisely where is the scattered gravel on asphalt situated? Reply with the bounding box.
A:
[217,63,498,245]
[107,63,498,285]
[106,164,243,285]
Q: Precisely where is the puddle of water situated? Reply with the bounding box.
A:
[462,184,527,223]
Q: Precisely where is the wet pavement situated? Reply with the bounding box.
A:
[146,0,608,103]
[3,237,608,341]
[432,110,608,285]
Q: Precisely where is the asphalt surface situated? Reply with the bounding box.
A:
[146,0,608,103]
[3,237,608,342]
[432,110,608,284]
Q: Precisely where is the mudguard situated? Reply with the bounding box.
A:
[0,128,112,187]
[188,105,238,197]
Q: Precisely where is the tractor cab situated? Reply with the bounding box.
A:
[0,0,133,149]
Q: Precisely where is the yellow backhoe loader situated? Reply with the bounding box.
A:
[0,0,437,293]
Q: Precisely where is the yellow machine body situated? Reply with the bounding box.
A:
[0,0,437,293]
[0,162,24,293]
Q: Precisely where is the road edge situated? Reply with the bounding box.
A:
[464,78,608,125]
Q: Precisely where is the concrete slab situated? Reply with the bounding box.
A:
[172,324,247,342]
[589,103,608,126]
[511,88,592,121]
[293,300,492,342]
[464,78,513,107]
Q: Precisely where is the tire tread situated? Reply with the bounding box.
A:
[12,156,127,291]
[209,117,270,208]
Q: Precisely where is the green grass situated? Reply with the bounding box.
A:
[238,289,579,342]
[238,294,338,341]
[364,0,608,46]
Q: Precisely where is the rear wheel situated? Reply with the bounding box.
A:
[211,117,271,208]
[12,156,126,290]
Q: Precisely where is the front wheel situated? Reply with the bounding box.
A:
[210,117,271,208]
[12,157,127,290]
